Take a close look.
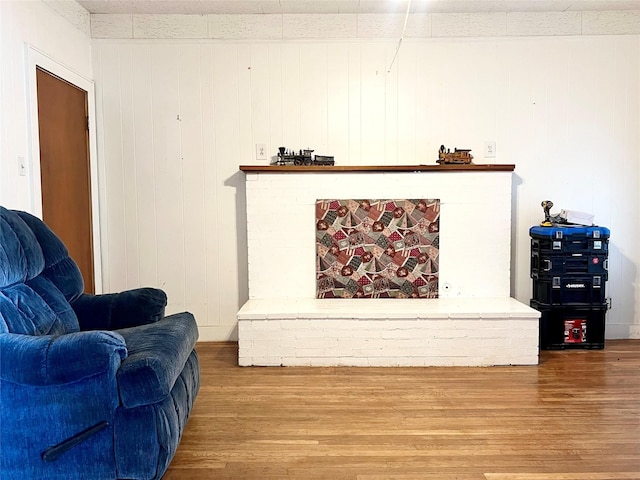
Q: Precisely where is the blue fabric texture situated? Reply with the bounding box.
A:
[116,312,198,408]
[72,288,167,331]
[0,207,200,479]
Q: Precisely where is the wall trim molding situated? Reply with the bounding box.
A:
[25,44,103,293]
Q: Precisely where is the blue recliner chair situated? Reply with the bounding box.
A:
[0,207,200,479]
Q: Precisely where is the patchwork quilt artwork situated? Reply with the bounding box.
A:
[316,199,440,299]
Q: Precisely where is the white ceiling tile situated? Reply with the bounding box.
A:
[208,14,282,37]
[469,12,507,35]
[44,0,91,34]
[91,13,133,37]
[133,13,208,37]
[337,1,361,13]
[431,12,471,36]
[77,0,640,14]
[403,13,431,36]
[506,11,582,35]
[566,0,640,10]
[283,13,357,37]
[358,13,406,37]
[280,1,340,14]
[489,1,573,12]
[206,1,282,14]
[582,9,640,33]
[415,1,495,14]
[357,0,413,14]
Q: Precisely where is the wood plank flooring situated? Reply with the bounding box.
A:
[165,340,640,480]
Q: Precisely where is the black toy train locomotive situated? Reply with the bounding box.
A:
[275,147,334,166]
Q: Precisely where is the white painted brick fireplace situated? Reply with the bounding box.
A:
[238,165,540,366]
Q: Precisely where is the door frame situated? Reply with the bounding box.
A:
[25,45,103,294]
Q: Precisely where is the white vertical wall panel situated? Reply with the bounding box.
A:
[99,45,127,292]
[249,44,271,155]
[347,44,362,164]
[299,44,329,155]
[178,46,208,322]
[131,45,159,288]
[359,44,387,164]
[214,45,249,338]
[395,42,418,163]
[280,44,302,149]
[384,48,398,164]
[237,45,254,168]
[198,46,218,328]
[326,45,350,163]
[118,48,141,289]
[267,45,284,154]
[93,36,640,340]
[149,46,186,313]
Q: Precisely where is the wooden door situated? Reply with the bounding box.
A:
[36,67,95,293]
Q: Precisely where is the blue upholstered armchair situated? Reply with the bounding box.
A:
[0,207,200,479]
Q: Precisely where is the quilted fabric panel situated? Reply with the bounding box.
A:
[316,199,440,298]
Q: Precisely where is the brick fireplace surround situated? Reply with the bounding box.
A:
[238,165,540,367]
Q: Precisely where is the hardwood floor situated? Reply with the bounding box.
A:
[165,341,640,480]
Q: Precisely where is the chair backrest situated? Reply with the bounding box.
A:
[0,207,82,335]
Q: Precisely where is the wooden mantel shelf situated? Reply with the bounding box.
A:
[239,164,515,173]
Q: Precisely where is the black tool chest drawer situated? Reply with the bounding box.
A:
[532,300,606,350]
[530,251,608,278]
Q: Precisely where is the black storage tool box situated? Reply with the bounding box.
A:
[530,251,608,279]
[532,274,606,306]
[532,300,606,350]
[529,225,609,254]
[529,224,610,350]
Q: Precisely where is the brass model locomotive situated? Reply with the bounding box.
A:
[437,145,473,165]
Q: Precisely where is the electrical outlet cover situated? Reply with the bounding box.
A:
[256,143,267,161]
[484,141,496,158]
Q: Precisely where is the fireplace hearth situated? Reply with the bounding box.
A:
[238,165,540,367]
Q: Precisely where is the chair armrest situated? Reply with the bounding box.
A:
[116,312,198,407]
[0,331,127,386]
[72,288,167,330]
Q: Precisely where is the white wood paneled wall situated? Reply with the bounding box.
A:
[93,36,640,341]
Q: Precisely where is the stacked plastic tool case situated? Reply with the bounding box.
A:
[529,225,610,349]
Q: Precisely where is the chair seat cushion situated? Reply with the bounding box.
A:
[116,312,198,408]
